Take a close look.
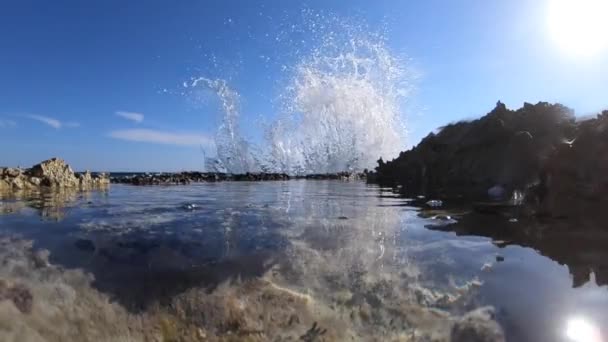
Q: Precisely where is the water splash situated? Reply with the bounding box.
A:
[187,13,409,174]
[188,77,259,173]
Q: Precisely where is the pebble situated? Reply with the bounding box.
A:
[426,199,443,207]
[183,204,198,210]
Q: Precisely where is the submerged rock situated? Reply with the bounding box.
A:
[74,239,95,252]
[451,307,505,342]
[0,280,33,314]
[487,185,506,201]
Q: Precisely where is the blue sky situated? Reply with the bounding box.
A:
[1,0,607,171]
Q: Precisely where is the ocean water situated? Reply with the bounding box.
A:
[0,181,607,341]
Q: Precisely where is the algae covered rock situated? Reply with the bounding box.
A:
[451,307,505,342]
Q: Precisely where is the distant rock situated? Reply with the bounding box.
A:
[0,158,109,192]
[4,168,22,178]
[30,158,80,187]
[110,171,366,186]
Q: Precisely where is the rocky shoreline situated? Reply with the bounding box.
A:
[1,158,367,189]
[110,171,366,185]
[369,102,608,220]
[0,158,109,192]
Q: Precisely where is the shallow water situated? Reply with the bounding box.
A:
[0,181,607,341]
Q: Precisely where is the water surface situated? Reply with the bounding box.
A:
[0,181,606,341]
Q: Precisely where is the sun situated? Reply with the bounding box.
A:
[547,0,608,57]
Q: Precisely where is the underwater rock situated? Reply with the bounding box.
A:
[487,185,506,201]
[451,307,505,342]
[0,280,33,314]
[183,203,198,210]
[74,239,95,252]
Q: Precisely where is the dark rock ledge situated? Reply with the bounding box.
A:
[110,171,366,185]
[368,101,608,220]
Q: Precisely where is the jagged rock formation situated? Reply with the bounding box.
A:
[371,102,577,200]
[0,158,109,191]
[537,110,608,219]
[370,102,608,220]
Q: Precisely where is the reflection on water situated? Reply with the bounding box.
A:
[426,211,608,288]
[0,188,107,221]
[566,316,602,342]
[0,181,607,341]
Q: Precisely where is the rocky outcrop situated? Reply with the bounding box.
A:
[369,102,608,219]
[371,102,576,201]
[534,110,608,220]
[0,158,109,191]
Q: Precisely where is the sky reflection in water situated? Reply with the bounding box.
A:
[0,181,607,341]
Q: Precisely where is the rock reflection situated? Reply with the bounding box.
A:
[0,187,107,221]
[426,210,608,288]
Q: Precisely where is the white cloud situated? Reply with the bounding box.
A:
[108,129,214,147]
[25,114,78,129]
[0,119,16,128]
[115,111,144,123]
[26,114,62,129]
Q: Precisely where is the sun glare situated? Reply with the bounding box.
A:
[566,317,603,342]
[547,0,608,57]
